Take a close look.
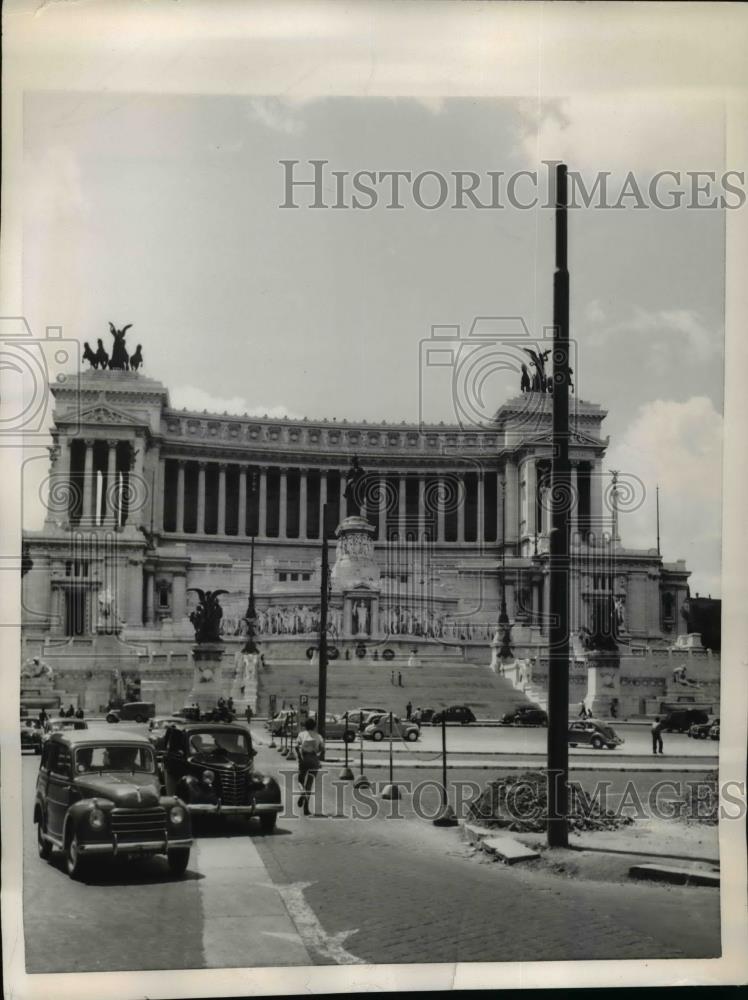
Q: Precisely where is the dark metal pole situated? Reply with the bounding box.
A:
[344,711,350,770]
[656,484,661,557]
[441,714,448,809]
[317,504,329,740]
[388,710,394,786]
[548,162,571,849]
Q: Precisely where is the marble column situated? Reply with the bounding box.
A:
[52,434,72,523]
[378,476,387,541]
[196,462,207,535]
[525,458,537,539]
[417,476,425,541]
[279,469,288,539]
[299,470,308,539]
[570,461,579,548]
[172,572,187,622]
[82,439,95,523]
[457,475,465,543]
[176,461,186,534]
[319,471,327,535]
[104,441,118,524]
[398,476,406,541]
[144,570,155,625]
[496,471,504,543]
[258,468,268,538]
[590,457,603,538]
[142,440,158,531]
[238,467,247,537]
[437,475,446,542]
[339,470,348,520]
[217,463,227,535]
[476,470,485,544]
[128,561,143,626]
[504,457,518,550]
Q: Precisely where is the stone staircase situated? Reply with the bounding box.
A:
[256,653,534,719]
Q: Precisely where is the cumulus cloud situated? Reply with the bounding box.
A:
[170,385,300,420]
[586,304,717,371]
[606,396,722,595]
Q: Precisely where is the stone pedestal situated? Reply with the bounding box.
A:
[584,649,621,717]
[188,643,225,712]
[331,516,381,639]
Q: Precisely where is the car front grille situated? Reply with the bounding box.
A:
[215,768,252,806]
[111,806,167,841]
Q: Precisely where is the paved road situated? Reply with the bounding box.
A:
[22,738,720,973]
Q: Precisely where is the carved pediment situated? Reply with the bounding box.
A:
[523,428,606,449]
[61,402,145,428]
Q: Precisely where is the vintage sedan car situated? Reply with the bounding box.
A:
[269,709,298,737]
[688,717,719,740]
[709,721,720,741]
[432,705,476,725]
[661,708,710,733]
[106,701,156,724]
[34,729,193,880]
[567,719,624,750]
[42,718,88,742]
[363,714,420,742]
[161,722,282,832]
[502,706,548,727]
[21,718,43,755]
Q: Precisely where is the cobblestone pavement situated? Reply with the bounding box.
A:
[253,744,721,966]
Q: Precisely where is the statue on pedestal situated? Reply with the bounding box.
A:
[188,589,228,643]
[108,322,132,371]
[343,456,366,517]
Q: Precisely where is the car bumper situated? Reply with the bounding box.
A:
[186,802,282,815]
[79,837,193,856]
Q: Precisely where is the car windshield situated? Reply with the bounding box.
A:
[75,744,156,773]
[188,730,250,758]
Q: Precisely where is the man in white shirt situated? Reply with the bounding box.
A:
[295,717,325,816]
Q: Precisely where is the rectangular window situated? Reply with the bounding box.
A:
[278,572,287,582]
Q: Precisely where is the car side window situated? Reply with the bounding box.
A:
[51,745,72,779]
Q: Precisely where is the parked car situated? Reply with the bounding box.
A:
[660,708,709,733]
[431,705,476,725]
[346,708,385,730]
[147,716,180,755]
[106,701,156,724]
[309,714,357,742]
[269,709,298,737]
[21,718,43,755]
[43,719,88,742]
[34,729,193,880]
[710,722,720,741]
[567,719,624,750]
[161,722,282,832]
[412,707,435,725]
[502,706,548,727]
[688,717,719,740]
[363,714,420,742]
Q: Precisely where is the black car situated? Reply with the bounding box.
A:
[661,709,709,733]
[21,718,43,755]
[502,706,548,727]
[161,722,281,832]
[431,705,476,725]
[688,717,719,739]
[35,729,192,880]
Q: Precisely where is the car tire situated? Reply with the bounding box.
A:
[37,819,52,861]
[372,731,384,742]
[259,812,277,834]
[135,714,145,724]
[106,714,119,724]
[406,730,418,742]
[591,736,604,750]
[65,833,90,880]
[167,847,190,876]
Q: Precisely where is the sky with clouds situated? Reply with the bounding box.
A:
[11,1,736,597]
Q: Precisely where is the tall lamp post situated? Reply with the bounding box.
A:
[547,162,571,849]
[498,480,513,660]
[317,503,329,739]
[241,535,258,654]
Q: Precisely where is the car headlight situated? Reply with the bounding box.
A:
[88,806,106,830]
[169,804,186,825]
[202,769,215,785]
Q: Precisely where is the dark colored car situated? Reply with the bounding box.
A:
[688,717,719,739]
[34,729,193,880]
[661,709,709,733]
[161,722,281,832]
[106,701,156,724]
[21,718,43,755]
[502,706,548,727]
[412,707,435,725]
[567,719,624,750]
[710,722,720,741]
[432,705,476,725]
[43,718,88,742]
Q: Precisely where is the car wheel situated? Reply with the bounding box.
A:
[591,736,604,750]
[37,819,52,861]
[65,833,89,880]
[259,812,277,834]
[406,730,418,742]
[167,847,190,876]
[106,714,119,724]
[135,714,145,724]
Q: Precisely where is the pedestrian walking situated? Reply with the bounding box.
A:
[651,716,664,755]
[406,700,413,720]
[295,716,325,816]
[390,670,394,685]
[578,702,587,718]
[245,704,253,725]
[398,671,402,687]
